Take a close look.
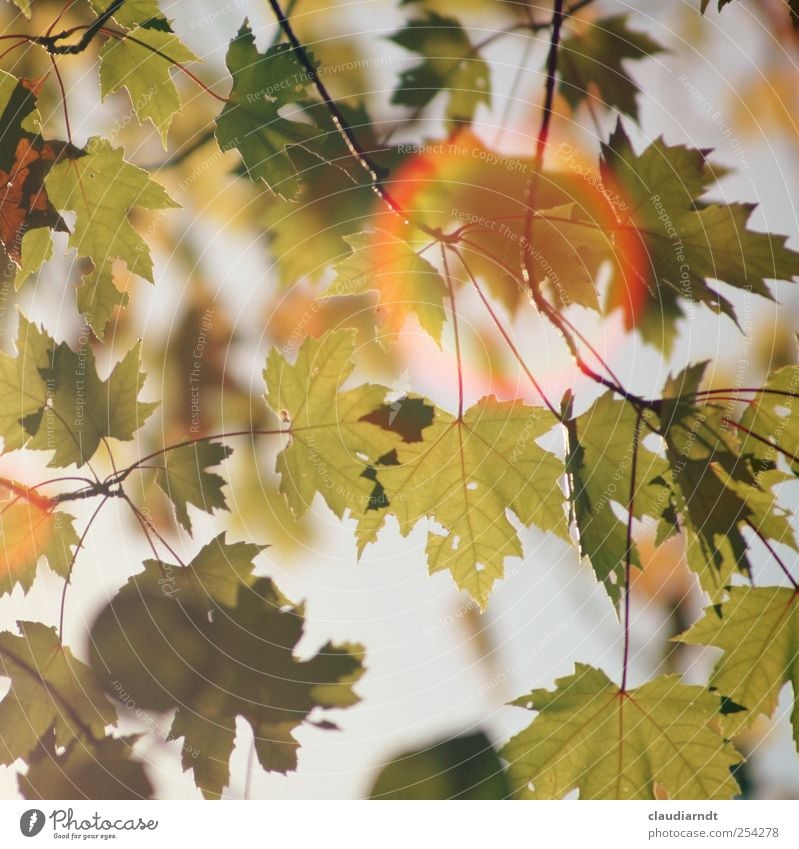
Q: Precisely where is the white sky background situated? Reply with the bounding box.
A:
[2,0,799,799]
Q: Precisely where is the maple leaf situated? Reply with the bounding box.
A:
[326,229,449,343]
[90,548,364,799]
[366,396,567,609]
[263,329,402,521]
[0,313,157,466]
[677,586,799,750]
[0,485,78,596]
[502,664,741,799]
[368,731,511,799]
[19,734,153,800]
[600,122,799,351]
[388,12,490,127]
[738,365,799,474]
[216,21,321,200]
[89,533,262,714]
[564,393,669,606]
[99,27,198,145]
[44,137,179,338]
[90,0,164,29]
[28,339,158,468]
[659,365,796,600]
[0,314,53,454]
[155,440,232,534]
[0,72,73,277]
[559,15,665,120]
[0,621,117,766]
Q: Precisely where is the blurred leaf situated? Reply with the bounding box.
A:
[388,12,490,127]
[559,15,665,119]
[19,735,153,800]
[91,559,364,799]
[327,229,448,343]
[90,0,163,28]
[368,731,510,799]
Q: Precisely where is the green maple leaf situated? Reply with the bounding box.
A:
[326,229,449,343]
[564,392,668,606]
[0,621,117,766]
[0,314,53,453]
[156,440,232,533]
[90,0,164,29]
[678,586,799,749]
[216,21,320,200]
[0,495,78,596]
[738,365,799,474]
[0,313,157,466]
[368,396,567,609]
[559,15,665,120]
[19,734,153,800]
[388,12,490,127]
[263,329,402,521]
[660,367,788,597]
[99,27,198,145]
[45,137,179,338]
[90,551,364,799]
[600,122,799,351]
[28,338,158,468]
[502,664,741,799]
[660,365,796,600]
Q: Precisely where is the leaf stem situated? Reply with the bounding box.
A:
[621,409,643,693]
[441,244,464,419]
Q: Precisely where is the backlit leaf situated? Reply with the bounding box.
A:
[216,21,320,200]
[155,440,232,534]
[677,586,799,749]
[0,621,117,766]
[45,137,179,337]
[99,27,198,144]
[502,664,741,799]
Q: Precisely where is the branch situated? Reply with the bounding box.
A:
[34,0,126,54]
